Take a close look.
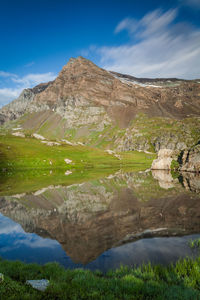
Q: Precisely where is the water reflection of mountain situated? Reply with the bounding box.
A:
[0,170,200,264]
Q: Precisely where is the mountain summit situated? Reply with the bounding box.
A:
[34,56,200,119]
[0,57,200,151]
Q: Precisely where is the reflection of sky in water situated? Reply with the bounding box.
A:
[0,213,68,265]
[0,213,199,273]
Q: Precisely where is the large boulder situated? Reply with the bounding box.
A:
[151,149,176,170]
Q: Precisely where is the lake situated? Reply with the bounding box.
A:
[0,169,200,272]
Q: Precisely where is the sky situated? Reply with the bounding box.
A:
[0,0,200,107]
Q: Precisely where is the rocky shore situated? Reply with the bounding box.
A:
[151,144,200,173]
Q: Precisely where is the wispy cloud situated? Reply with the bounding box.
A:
[0,71,17,78]
[12,72,56,86]
[115,17,137,35]
[97,9,200,79]
[24,61,35,68]
[180,0,200,9]
[0,71,56,107]
[115,9,177,37]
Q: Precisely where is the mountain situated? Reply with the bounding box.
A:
[1,56,200,152]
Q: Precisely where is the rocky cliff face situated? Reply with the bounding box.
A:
[1,56,200,151]
[180,145,200,172]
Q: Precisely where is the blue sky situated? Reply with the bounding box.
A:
[0,0,200,107]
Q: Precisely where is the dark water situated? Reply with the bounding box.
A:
[0,169,200,272]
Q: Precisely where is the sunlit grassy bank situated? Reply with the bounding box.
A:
[0,135,155,170]
[0,256,200,299]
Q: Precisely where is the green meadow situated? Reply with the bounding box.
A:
[0,135,155,170]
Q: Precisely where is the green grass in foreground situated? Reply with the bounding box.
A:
[0,257,200,299]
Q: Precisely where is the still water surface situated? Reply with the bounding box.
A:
[0,169,200,272]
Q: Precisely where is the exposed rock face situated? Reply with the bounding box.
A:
[180,145,200,173]
[151,149,177,170]
[1,56,200,151]
[0,82,52,121]
[115,129,191,152]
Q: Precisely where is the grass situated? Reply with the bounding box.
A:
[171,159,180,171]
[0,135,155,170]
[0,134,117,170]
[189,238,200,249]
[0,257,200,299]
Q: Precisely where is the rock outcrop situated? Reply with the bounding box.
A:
[151,144,200,173]
[180,145,200,173]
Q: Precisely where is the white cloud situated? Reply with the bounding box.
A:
[115,17,137,34]
[97,9,200,79]
[180,0,200,9]
[0,71,17,78]
[115,9,177,37]
[12,72,56,86]
[24,61,35,67]
[0,88,23,107]
[0,72,56,108]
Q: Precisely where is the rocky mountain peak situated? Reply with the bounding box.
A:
[60,56,102,75]
[34,56,116,106]
[68,56,91,64]
[63,56,106,76]
[33,57,200,121]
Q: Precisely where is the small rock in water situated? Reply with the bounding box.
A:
[0,273,4,282]
[26,279,49,291]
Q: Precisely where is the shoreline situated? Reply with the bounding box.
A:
[0,255,200,299]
